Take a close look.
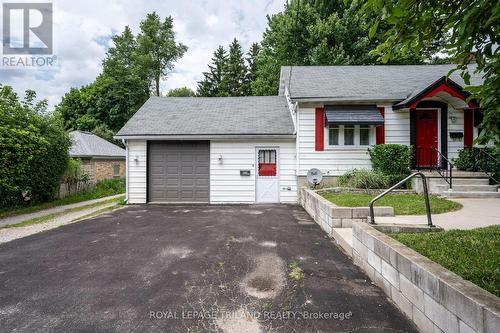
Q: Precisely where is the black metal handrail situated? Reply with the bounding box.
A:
[432,147,453,189]
[414,147,453,189]
[477,148,499,184]
[369,172,433,227]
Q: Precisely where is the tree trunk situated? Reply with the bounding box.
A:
[155,76,160,96]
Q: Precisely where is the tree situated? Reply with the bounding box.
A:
[251,0,439,95]
[363,0,499,144]
[56,25,151,137]
[0,85,70,206]
[197,46,229,97]
[137,13,188,96]
[167,87,196,97]
[224,38,248,96]
[245,43,261,95]
[101,25,150,131]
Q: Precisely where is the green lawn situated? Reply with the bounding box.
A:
[321,193,462,215]
[0,179,125,219]
[389,226,500,297]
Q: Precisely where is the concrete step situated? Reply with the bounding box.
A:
[451,178,491,185]
[416,170,488,178]
[443,191,500,199]
[437,184,499,192]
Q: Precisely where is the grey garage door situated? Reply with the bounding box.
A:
[148,141,209,202]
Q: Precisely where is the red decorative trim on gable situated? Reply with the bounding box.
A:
[409,83,478,109]
[376,107,385,144]
[464,109,474,148]
[315,107,325,151]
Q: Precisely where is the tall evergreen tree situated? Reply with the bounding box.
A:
[197,46,228,97]
[224,38,248,96]
[245,43,260,95]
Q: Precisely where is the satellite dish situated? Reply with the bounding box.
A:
[307,168,323,188]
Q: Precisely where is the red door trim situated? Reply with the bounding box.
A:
[464,109,474,148]
[315,107,325,151]
[376,107,385,144]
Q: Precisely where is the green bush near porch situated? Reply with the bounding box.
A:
[453,147,500,181]
[368,144,413,176]
[389,225,500,297]
[321,192,462,215]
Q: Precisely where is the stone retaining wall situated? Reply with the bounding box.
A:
[352,222,500,333]
[299,188,394,233]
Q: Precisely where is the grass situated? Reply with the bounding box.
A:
[288,262,305,281]
[321,192,462,215]
[0,179,125,219]
[1,196,124,229]
[389,226,500,297]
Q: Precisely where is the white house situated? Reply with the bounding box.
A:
[115,65,484,204]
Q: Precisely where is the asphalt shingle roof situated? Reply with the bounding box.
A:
[115,96,295,137]
[279,65,484,101]
[70,131,125,158]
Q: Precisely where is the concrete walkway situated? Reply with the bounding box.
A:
[0,194,124,228]
[376,198,500,230]
[0,201,122,244]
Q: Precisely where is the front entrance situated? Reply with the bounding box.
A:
[256,148,279,203]
[415,109,438,167]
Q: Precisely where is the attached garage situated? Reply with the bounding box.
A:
[148,141,209,203]
[115,96,297,204]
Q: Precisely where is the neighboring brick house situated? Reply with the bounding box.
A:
[69,131,126,182]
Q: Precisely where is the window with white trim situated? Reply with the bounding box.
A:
[326,124,375,147]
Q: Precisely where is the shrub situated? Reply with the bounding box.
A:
[454,147,499,173]
[337,169,391,189]
[0,86,70,207]
[369,144,413,175]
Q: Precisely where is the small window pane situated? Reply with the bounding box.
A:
[113,164,120,178]
[258,149,277,176]
[360,126,370,145]
[344,125,354,145]
[329,125,339,145]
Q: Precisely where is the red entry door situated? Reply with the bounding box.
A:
[415,109,438,167]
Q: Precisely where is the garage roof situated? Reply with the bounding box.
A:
[115,96,295,138]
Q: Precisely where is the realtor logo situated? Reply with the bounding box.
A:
[2,2,56,68]
[3,2,53,54]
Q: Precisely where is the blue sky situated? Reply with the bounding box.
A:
[1,0,285,109]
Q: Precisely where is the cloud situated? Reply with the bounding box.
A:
[0,0,285,109]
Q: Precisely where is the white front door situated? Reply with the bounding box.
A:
[256,148,279,203]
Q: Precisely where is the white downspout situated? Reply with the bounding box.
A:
[122,139,129,203]
[285,87,300,191]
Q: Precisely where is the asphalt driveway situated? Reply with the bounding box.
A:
[0,204,417,332]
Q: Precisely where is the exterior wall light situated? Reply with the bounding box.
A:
[218,154,223,164]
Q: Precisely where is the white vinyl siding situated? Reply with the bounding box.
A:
[210,140,297,203]
[297,107,372,176]
[127,140,147,203]
[383,105,410,145]
[448,107,465,160]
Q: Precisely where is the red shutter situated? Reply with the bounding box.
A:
[464,109,474,148]
[376,107,385,144]
[315,107,325,151]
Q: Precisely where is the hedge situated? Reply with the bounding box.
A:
[0,86,70,207]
